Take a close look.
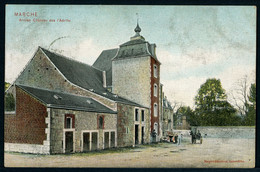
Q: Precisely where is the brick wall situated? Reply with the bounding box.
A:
[5,87,47,144]
[150,57,160,135]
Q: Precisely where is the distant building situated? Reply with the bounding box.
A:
[5,23,171,154]
[162,96,174,136]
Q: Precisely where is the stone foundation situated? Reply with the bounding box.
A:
[5,143,50,154]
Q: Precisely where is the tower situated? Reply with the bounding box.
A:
[112,23,161,139]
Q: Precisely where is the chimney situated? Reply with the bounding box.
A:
[103,71,106,88]
[150,44,157,57]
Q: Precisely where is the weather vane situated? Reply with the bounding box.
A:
[136,13,139,24]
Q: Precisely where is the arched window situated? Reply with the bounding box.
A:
[154,103,158,117]
[154,84,157,97]
[154,65,157,78]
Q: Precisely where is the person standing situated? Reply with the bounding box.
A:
[178,133,182,145]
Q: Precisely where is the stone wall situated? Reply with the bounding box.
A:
[50,108,117,154]
[191,126,255,139]
[112,56,151,108]
[5,87,48,145]
[117,103,150,147]
[5,143,49,154]
[15,48,117,111]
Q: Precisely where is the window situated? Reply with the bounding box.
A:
[154,103,158,117]
[154,65,157,78]
[154,123,158,134]
[66,117,72,128]
[135,109,139,121]
[141,110,145,122]
[64,114,75,128]
[99,116,104,129]
[154,84,157,97]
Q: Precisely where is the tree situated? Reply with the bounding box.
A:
[5,82,15,111]
[229,76,256,126]
[5,93,15,111]
[229,76,250,118]
[176,106,198,126]
[243,83,256,126]
[194,78,238,126]
[5,82,10,91]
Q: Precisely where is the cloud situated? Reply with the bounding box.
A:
[49,38,116,65]
[160,64,255,108]
[158,48,224,75]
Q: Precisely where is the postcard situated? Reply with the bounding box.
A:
[4,5,256,168]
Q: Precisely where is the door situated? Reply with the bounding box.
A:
[104,132,109,149]
[83,132,90,152]
[65,131,73,153]
[92,132,98,150]
[141,126,144,144]
[135,125,139,144]
[111,131,115,148]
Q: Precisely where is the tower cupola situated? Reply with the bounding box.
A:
[131,23,145,41]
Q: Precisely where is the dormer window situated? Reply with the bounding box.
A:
[86,100,92,104]
[54,94,62,100]
[154,65,157,78]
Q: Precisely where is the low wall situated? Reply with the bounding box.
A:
[191,126,255,139]
[5,143,50,154]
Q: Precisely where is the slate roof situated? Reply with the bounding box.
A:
[40,47,146,108]
[113,38,159,63]
[41,47,105,92]
[17,84,117,114]
[92,48,118,86]
[163,98,173,110]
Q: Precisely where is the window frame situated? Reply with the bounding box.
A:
[153,64,158,78]
[154,103,158,117]
[135,108,139,122]
[141,110,145,122]
[154,84,158,97]
[66,117,72,129]
[98,116,104,129]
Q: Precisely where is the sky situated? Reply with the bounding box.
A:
[5,5,256,108]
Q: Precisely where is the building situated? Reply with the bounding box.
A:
[5,23,169,154]
[162,96,174,137]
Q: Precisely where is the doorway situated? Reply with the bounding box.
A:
[83,132,90,152]
[135,125,139,145]
[141,126,144,144]
[92,132,98,150]
[111,131,115,148]
[104,132,109,149]
[65,131,74,153]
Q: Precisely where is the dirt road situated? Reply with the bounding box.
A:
[4,138,255,168]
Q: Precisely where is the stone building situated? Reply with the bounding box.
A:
[162,96,174,137]
[5,23,167,154]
